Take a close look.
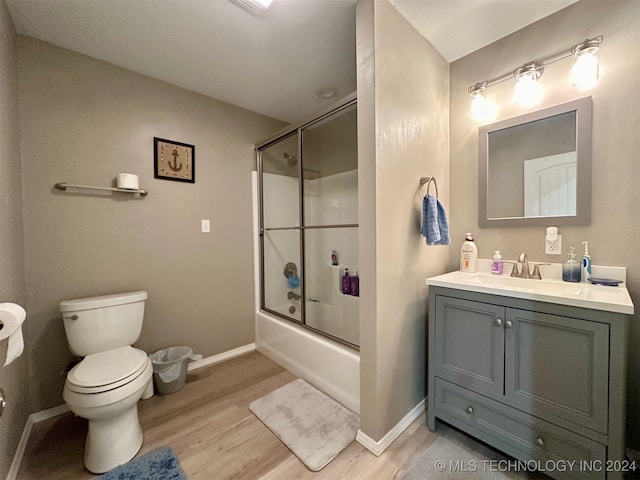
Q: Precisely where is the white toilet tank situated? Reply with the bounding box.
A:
[60,291,148,357]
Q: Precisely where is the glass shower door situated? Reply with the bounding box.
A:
[301,103,359,346]
[260,133,303,322]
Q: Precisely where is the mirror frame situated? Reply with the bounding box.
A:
[478,96,592,227]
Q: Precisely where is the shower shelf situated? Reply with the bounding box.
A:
[54,182,148,197]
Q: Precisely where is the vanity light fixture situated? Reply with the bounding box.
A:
[514,62,544,107]
[468,35,603,118]
[571,37,601,90]
[469,82,488,120]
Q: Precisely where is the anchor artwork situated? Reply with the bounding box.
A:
[154,137,195,183]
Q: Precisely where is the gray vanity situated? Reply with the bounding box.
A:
[427,270,634,480]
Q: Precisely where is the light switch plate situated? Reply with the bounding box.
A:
[201,219,210,233]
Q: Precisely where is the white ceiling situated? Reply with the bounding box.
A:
[6,0,578,123]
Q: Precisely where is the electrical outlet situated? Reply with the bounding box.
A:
[545,234,562,255]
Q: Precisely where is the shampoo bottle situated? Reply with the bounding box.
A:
[581,241,591,283]
[349,269,359,297]
[460,233,478,273]
[341,268,350,294]
[562,247,581,283]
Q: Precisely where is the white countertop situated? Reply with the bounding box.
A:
[426,266,634,315]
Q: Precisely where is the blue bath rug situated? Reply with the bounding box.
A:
[99,447,186,480]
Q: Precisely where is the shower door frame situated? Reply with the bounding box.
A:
[256,93,358,350]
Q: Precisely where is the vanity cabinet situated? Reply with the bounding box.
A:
[428,287,629,480]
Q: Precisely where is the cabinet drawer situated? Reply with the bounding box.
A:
[434,378,606,480]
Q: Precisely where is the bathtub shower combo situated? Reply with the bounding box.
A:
[254,94,360,412]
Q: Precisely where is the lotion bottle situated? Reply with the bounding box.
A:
[460,233,478,273]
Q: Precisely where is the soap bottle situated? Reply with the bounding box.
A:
[581,241,591,283]
[349,269,359,297]
[331,250,339,266]
[460,233,478,273]
[341,268,350,294]
[491,250,503,275]
[562,247,581,283]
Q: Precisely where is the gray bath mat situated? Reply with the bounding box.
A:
[249,378,359,471]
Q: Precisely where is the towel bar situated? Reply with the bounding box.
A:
[54,182,148,197]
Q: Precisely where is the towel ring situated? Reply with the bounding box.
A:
[419,176,438,199]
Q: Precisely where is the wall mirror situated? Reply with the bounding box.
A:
[478,97,592,227]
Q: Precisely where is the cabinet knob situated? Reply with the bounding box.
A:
[465,406,474,414]
[536,437,545,447]
[494,318,503,327]
[505,320,513,329]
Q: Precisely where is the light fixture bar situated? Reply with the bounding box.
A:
[467,35,603,95]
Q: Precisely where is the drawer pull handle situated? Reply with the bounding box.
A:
[465,406,474,415]
[505,320,513,329]
[536,437,545,447]
[494,318,503,327]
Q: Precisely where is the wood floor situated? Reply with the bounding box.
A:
[16,351,534,479]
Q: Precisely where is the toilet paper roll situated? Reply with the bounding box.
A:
[0,302,26,367]
[116,173,139,190]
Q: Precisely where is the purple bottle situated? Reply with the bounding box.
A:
[341,268,350,294]
[349,269,359,297]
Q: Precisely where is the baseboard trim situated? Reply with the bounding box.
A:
[187,343,255,371]
[7,343,256,479]
[356,397,426,456]
[7,403,71,480]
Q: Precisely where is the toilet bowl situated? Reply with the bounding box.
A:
[63,346,153,473]
[60,291,152,474]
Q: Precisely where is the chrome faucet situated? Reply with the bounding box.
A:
[510,253,550,279]
[514,252,531,279]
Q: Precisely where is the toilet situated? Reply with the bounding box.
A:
[60,291,154,474]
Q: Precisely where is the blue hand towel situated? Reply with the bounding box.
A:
[422,194,450,245]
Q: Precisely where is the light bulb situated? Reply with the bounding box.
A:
[471,92,487,120]
[514,73,542,107]
[572,50,599,90]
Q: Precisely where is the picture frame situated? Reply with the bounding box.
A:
[154,137,195,183]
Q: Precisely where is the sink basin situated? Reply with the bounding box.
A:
[466,274,584,295]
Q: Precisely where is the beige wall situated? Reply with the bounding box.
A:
[450,0,640,448]
[357,0,449,440]
[18,37,285,411]
[0,0,28,476]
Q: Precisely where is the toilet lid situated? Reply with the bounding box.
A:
[67,346,148,392]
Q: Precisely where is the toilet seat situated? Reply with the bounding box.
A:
[66,346,148,394]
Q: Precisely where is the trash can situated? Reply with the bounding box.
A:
[149,346,193,394]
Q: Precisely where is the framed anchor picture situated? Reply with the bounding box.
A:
[154,137,195,183]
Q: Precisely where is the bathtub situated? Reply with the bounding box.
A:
[255,310,360,413]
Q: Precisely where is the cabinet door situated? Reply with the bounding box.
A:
[504,309,609,434]
[434,296,505,398]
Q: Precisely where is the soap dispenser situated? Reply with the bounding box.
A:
[562,247,581,283]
